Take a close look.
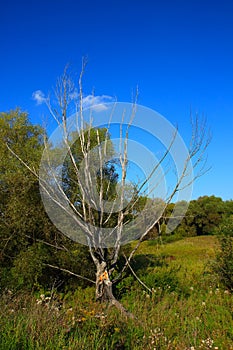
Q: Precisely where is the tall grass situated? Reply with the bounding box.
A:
[0,236,232,350]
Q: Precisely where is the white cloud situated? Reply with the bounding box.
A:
[32,90,113,111]
[32,90,47,105]
[82,95,114,111]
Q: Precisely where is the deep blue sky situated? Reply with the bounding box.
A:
[1,0,233,200]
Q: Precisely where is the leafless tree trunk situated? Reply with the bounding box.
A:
[7,63,211,317]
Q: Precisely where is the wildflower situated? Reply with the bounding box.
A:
[94,312,106,319]
[201,338,214,348]
[153,327,160,333]
[202,301,206,306]
[190,286,194,291]
[72,316,75,325]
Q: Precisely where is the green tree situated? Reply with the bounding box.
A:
[0,109,44,264]
[0,110,96,291]
[62,127,119,226]
[185,196,225,236]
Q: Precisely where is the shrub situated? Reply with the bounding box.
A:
[10,243,48,290]
[211,235,233,291]
[214,215,233,237]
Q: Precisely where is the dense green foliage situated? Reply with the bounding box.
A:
[0,110,96,291]
[210,216,233,291]
[156,196,233,241]
[62,128,118,208]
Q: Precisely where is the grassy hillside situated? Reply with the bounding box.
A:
[137,235,217,278]
[0,236,232,350]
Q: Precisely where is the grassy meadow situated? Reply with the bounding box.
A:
[0,236,232,350]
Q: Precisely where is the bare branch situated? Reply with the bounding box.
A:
[45,263,95,284]
[123,253,152,293]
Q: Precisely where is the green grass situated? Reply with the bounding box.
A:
[137,236,218,281]
[0,236,232,350]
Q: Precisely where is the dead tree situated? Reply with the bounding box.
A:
[7,64,210,317]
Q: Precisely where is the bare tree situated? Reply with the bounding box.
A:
[7,64,210,318]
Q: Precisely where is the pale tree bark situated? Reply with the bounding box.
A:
[6,62,211,318]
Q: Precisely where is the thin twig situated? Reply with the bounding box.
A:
[45,263,95,284]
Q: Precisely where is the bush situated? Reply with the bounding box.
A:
[211,235,233,291]
[10,243,48,290]
[214,215,233,237]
